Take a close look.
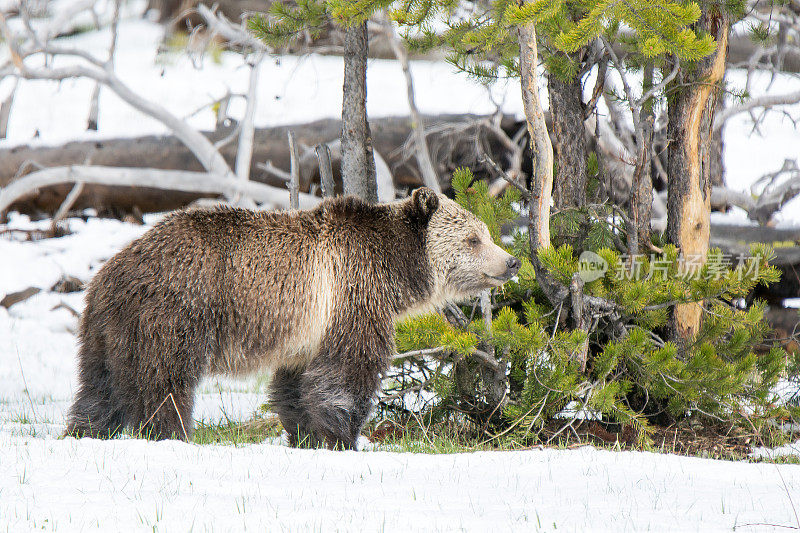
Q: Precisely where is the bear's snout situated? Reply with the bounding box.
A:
[482,249,520,286]
[505,257,521,277]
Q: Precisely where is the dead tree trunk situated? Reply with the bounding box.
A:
[519,21,589,370]
[518,24,553,251]
[0,114,518,215]
[548,52,587,209]
[666,9,729,350]
[341,21,377,203]
[711,88,726,188]
[630,62,655,254]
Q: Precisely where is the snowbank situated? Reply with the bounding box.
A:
[2,432,799,532]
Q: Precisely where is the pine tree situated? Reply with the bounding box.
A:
[387,170,791,446]
[250,1,791,447]
[665,2,746,351]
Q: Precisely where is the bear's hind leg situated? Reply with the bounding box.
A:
[65,336,126,439]
[128,347,205,441]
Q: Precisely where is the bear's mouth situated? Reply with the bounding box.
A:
[484,273,513,284]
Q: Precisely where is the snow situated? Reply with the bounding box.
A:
[752,440,800,459]
[2,5,800,532]
[2,434,799,532]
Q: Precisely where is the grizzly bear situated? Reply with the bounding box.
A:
[65,188,520,449]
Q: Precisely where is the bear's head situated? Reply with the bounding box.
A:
[410,187,521,301]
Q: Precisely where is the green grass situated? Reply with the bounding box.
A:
[179,407,800,464]
[750,454,800,465]
[192,415,283,446]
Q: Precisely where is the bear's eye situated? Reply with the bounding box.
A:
[467,235,480,247]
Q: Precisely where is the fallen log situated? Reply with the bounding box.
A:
[765,306,800,351]
[0,287,40,309]
[711,224,800,303]
[0,166,320,217]
[0,114,522,216]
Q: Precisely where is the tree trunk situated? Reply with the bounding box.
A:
[518,23,553,251]
[629,63,655,256]
[711,88,726,188]
[666,9,729,350]
[341,21,378,203]
[518,18,574,326]
[548,52,587,209]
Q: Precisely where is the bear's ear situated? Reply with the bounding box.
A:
[412,187,439,221]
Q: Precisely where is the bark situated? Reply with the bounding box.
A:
[341,21,377,203]
[666,8,729,350]
[629,63,655,255]
[711,89,726,188]
[518,18,569,327]
[518,22,554,251]
[548,52,587,209]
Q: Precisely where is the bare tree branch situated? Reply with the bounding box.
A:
[0,10,238,178]
[52,182,85,226]
[0,78,17,139]
[373,148,396,201]
[0,166,320,216]
[196,4,270,53]
[87,0,120,131]
[479,153,530,200]
[316,143,335,198]
[233,52,265,208]
[379,14,440,193]
[288,131,300,209]
[714,89,800,132]
[712,158,800,224]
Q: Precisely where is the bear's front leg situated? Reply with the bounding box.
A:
[269,366,320,448]
[299,356,381,450]
[297,321,391,450]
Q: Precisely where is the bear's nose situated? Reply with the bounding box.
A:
[506,257,521,273]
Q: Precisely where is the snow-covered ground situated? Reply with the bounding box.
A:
[2,4,800,532]
[3,431,799,532]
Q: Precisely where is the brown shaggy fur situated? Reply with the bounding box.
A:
[65,188,519,448]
